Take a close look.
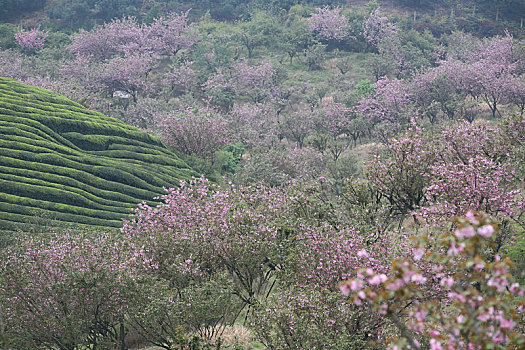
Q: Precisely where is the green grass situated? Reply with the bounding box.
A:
[0,77,198,230]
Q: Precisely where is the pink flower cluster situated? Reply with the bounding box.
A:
[15,27,48,53]
[363,8,398,48]
[340,212,525,349]
[308,7,350,41]
[70,11,197,61]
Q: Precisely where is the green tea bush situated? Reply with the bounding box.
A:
[0,78,196,229]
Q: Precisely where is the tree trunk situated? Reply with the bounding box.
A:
[0,300,4,343]
[120,322,126,350]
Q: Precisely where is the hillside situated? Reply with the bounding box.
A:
[0,77,197,231]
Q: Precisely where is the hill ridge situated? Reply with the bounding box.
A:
[0,77,197,231]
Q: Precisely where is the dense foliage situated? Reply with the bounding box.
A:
[0,78,196,231]
[1,0,524,349]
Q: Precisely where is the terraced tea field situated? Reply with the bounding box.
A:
[0,78,197,231]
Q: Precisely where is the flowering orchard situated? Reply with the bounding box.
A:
[69,11,197,61]
[364,117,525,228]
[0,3,525,349]
[1,173,524,348]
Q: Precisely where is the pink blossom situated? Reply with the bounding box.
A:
[15,27,48,53]
[308,7,350,41]
[440,276,454,287]
[369,274,388,286]
[429,330,441,337]
[447,243,459,256]
[386,279,404,291]
[363,8,398,48]
[413,248,425,261]
[339,283,351,296]
[430,339,443,350]
[465,211,480,225]
[478,313,491,322]
[357,249,369,258]
[411,274,427,284]
[350,279,364,291]
[498,317,516,330]
[477,225,494,238]
[449,292,467,303]
[455,226,475,239]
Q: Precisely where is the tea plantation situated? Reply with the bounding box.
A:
[0,77,197,231]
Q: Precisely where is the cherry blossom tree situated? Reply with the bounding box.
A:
[409,63,467,123]
[437,32,521,119]
[70,17,142,61]
[70,12,197,62]
[227,103,279,150]
[505,75,525,115]
[235,147,325,187]
[420,121,525,226]
[363,9,433,79]
[142,10,198,57]
[163,60,196,95]
[308,6,350,42]
[356,77,412,137]
[93,54,155,102]
[460,60,513,119]
[360,31,523,127]
[365,125,435,219]
[365,120,525,227]
[122,178,292,308]
[163,108,230,160]
[120,97,170,129]
[204,60,279,105]
[121,178,292,345]
[279,108,316,148]
[363,8,398,49]
[14,27,48,54]
[251,285,368,349]
[316,100,352,139]
[287,225,390,291]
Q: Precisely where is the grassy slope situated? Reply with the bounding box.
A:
[0,77,197,231]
